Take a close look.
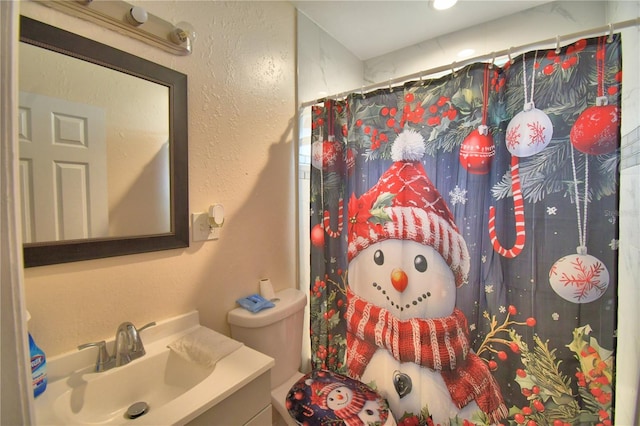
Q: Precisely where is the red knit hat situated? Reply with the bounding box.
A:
[347,129,470,287]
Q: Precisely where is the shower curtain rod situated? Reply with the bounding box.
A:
[300,17,639,108]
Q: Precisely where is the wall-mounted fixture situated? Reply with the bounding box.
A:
[192,204,225,242]
[37,0,195,56]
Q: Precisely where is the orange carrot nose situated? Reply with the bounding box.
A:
[391,268,408,293]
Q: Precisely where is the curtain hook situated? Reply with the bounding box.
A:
[607,23,614,43]
[507,47,514,64]
[451,61,457,77]
[388,79,393,92]
[555,35,561,54]
[489,52,496,69]
[360,86,365,99]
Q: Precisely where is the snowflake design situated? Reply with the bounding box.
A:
[499,305,506,313]
[485,284,494,294]
[527,120,547,146]
[552,312,560,321]
[449,185,468,205]
[470,323,476,331]
[506,124,521,150]
[605,209,618,224]
[481,255,487,264]
[609,239,619,250]
[547,206,557,215]
[560,257,608,301]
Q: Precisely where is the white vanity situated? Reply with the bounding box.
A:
[34,311,274,425]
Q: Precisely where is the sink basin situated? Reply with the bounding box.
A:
[34,311,274,425]
[51,348,211,424]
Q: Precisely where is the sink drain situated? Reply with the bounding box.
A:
[126,401,149,419]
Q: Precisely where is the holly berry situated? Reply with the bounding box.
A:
[510,342,520,353]
[522,388,532,397]
[497,351,508,361]
[488,360,498,371]
[310,224,325,248]
[526,317,537,327]
[532,385,540,394]
[508,305,517,315]
[533,400,545,412]
[553,421,563,426]
[527,421,537,426]
[516,368,527,378]
[522,407,533,416]
[514,413,525,424]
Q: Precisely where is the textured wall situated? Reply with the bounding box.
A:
[20,1,297,357]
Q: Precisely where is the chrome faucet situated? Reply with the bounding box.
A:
[114,321,156,366]
[78,321,156,372]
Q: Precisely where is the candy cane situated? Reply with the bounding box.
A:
[488,156,526,258]
[323,198,344,238]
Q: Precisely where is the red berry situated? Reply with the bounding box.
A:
[522,407,533,416]
[508,305,517,315]
[533,400,545,412]
[553,421,563,426]
[488,360,498,371]
[294,390,305,400]
[608,86,619,95]
[527,421,537,426]
[526,317,537,327]
[498,351,508,361]
[562,60,572,70]
[405,93,415,103]
[522,388,532,397]
[543,64,555,75]
[615,71,622,82]
[532,385,540,394]
[516,368,527,378]
[514,413,525,424]
[510,342,520,353]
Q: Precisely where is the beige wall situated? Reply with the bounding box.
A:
[20,0,297,357]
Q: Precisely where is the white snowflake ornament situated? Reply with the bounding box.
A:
[505,103,553,158]
[549,246,609,304]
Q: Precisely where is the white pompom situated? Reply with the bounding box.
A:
[391,129,425,162]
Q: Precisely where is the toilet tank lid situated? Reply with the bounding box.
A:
[227,288,307,328]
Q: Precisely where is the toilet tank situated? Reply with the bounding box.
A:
[227,288,307,388]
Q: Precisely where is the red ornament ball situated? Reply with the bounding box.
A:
[310,224,325,248]
[570,105,620,155]
[459,128,495,175]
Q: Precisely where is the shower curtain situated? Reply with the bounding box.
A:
[308,35,620,426]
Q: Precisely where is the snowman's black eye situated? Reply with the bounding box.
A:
[374,250,384,265]
[414,255,428,272]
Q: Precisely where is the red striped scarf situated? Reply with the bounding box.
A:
[345,289,508,423]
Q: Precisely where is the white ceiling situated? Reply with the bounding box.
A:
[291,0,552,60]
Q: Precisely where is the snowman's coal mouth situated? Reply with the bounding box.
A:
[371,282,431,312]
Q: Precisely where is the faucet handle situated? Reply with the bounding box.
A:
[78,340,115,372]
[138,321,156,333]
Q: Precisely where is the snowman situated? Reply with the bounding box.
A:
[308,376,393,425]
[345,130,508,425]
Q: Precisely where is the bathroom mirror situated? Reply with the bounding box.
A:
[19,16,189,267]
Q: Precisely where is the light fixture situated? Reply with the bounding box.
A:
[432,0,458,11]
[38,0,195,56]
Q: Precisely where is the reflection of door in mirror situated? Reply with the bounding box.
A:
[19,40,171,243]
[19,92,108,243]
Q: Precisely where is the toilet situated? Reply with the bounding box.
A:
[228,288,307,426]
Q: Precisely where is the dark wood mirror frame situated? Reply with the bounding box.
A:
[20,16,189,267]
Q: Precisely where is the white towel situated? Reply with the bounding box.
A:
[168,327,243,368]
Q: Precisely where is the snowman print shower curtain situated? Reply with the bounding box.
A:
[309,35,620,426]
